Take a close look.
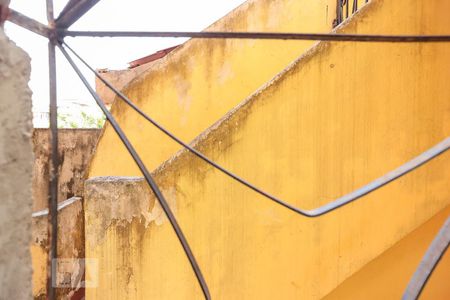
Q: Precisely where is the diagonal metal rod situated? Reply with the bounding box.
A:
[59,30,450,42]
[57,43,211,300]
[63,41,450,218]
[402,217,450,300]
[56,0,101,29]
[6,8,50,37]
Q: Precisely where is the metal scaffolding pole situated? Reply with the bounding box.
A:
[59,30,450,42]
[46,1,58,299]
[56,0,101,29]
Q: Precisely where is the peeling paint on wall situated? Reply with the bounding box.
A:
[84,177,178,249]
[31,196,85,299]
[32,128,100,211]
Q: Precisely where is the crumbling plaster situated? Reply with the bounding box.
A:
[0,25,33,299]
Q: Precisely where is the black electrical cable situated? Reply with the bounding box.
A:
[62,41,450,218]
[57,43,211,300]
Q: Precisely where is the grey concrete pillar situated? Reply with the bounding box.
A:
[0,26,33,299]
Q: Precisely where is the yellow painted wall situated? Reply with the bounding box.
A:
[86,0,450,299]
[323,206,450,300]
[32,198,85,299]
[31,244,47,298]
[88,0,339,177]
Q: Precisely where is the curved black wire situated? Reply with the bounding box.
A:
[62,41,450,218]
[57,43,211,300]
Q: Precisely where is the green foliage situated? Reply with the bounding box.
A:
[58,112,106,129]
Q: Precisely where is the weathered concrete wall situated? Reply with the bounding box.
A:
[0,26,33,299]
[32,128,100,211]
[31,129,99,299]
[85,0,450,299]
[84,177,174,299]
[88,0,339,177]
[95,63,153,108]
[31,197,85,300]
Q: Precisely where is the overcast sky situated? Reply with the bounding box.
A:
[5,0,246,124]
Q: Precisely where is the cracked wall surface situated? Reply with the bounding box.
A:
[0,26,33,299]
